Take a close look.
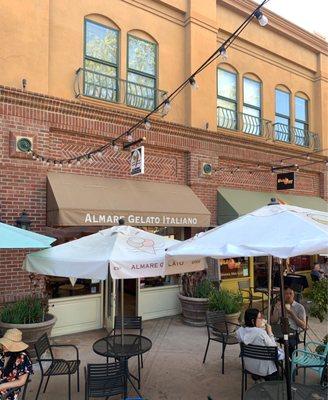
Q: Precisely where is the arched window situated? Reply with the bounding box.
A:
[127,32,157,110]
[243,74,262,135]
[294,93,309,146]
[217,66,237,129]
[275,85,291,142]
[84,18,119,102]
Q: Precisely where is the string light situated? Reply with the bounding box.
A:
[144,119,151,130]
[126,133,133,142]
[113,144,119,152]
[254,10,269,26]
[162,99,171,115]
[189,77,198,90]
[219,46,228,60]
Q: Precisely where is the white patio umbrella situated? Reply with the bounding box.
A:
[166,202,328,400]
[24,225,205,279]
[23,224,206,344]
[166,204,328,260]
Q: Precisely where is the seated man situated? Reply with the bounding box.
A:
[271,286,306,355]
[311,263,324,281]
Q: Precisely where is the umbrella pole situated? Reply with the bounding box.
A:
[267,256,272,323]
[279,259,292,400]
[121,278,124,346]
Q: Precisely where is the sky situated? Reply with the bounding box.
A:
[254,0,328,40]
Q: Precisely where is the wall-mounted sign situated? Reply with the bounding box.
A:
[277,172,295,190]
[131,146,144,176]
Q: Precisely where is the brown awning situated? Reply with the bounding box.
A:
[47,172,211,227]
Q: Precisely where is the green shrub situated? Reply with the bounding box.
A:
[209,288,243,314]
[309,279,328,323]
[0,296,46,324]
[194,279,214,299]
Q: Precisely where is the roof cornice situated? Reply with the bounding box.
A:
[218,0,328,55]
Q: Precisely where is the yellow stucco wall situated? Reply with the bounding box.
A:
[0,0,326,146]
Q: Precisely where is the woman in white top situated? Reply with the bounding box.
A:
[236,308,283,380]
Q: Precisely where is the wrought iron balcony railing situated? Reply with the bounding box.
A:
[273,123,320,149]
[74,67,167,111]
[217,106,320,150]
[217,106,272,138]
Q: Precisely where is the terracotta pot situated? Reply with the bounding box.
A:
[0,314,57,362]
[178,294,209,326]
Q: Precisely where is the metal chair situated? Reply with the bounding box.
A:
[112,316,144,381]
[240,343,282,400]
[238,280,264,310]
[34,333,80,400]
[84,362,126,399]
[203,310,240,374]
[291,341,328,384]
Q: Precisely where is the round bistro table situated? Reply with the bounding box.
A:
[93,334,152,397]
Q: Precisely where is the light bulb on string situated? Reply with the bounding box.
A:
[162,99,171,116]
[113,144,119,152]
[87,154,93,163]
[144,119,151,130]
[254,10,268,27]
[126,133,133,142]
[189,77,198,90]
[97,150,103,157]
[219,46,228,61]
[76,158,81,166]
[306,154,310,160]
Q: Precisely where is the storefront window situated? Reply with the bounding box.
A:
[46,276,100,299]
[219,257,249,279]
[140,275,180,289]
[289,256,311,272]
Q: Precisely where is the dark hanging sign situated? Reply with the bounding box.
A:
[277,172,295,190]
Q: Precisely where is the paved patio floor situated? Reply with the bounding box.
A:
[25,315,327,400]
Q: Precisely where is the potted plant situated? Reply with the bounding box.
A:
[178,271,215,326]
[308,279,328,323]
[0,274,56,361]
[208,288,243,332]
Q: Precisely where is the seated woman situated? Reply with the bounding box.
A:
[0,329,33,400]
[236,308,283,381]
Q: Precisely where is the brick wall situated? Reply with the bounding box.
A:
[0,86,326,302]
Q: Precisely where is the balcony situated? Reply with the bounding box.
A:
[74,67,167,111]
[217,106,320,150]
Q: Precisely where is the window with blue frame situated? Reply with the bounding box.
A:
[84,19,119,102]
[243,77,262,135]
[275,88,290,142]
[217,68,237,129]
[127,35,157,110]
[294,96,309,146]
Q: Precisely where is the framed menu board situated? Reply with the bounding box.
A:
[220,257,250,279]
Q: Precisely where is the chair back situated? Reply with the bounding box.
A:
[205,310,227,335]
[35,333,53,362]
[238,280,250,291]
[311,273,320,282]
[114,316,142,335]
[86,362,125,397]
[240,343,278,361]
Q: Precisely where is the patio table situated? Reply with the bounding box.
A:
[93,334,152,398]
[272,323,297,341]
[244,381,326,399]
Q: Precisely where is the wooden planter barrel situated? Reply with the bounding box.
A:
[0,314,57,362]
[178,294,209,326]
